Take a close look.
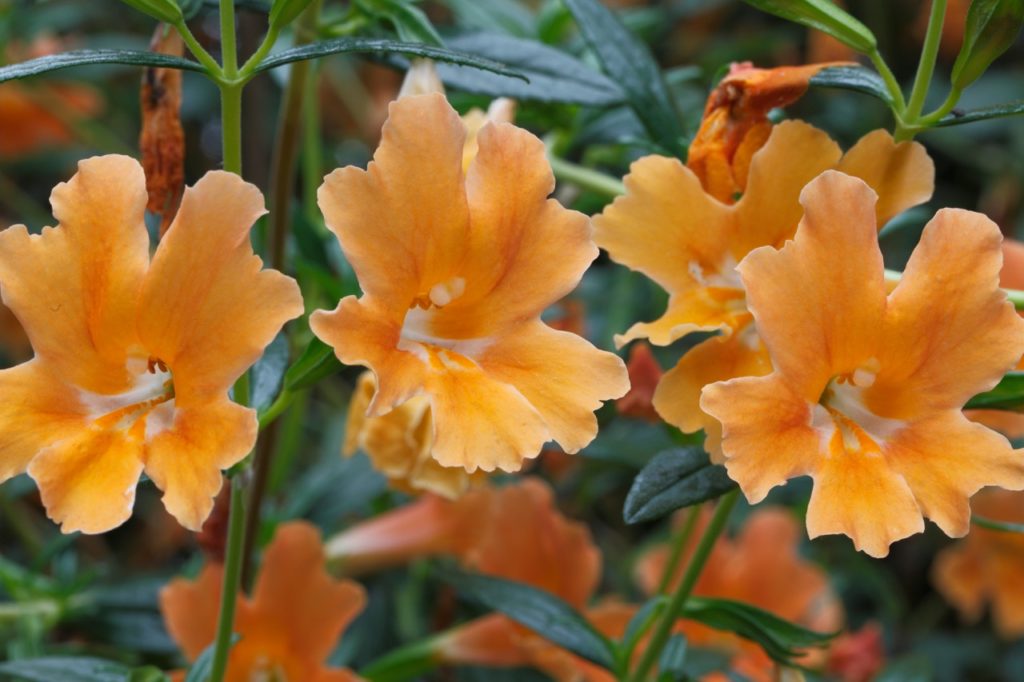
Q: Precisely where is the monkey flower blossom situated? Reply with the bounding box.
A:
[701,171,1024,557]
[0,155,303,534]
[313,94,629,473]
[595,119,933,459]
[161,522,366,682]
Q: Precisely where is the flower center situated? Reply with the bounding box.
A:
[399,277,492,368]
[688,257,753,332]
[249,658,288,682]
[81,356,175,437]
[811,359,904,456]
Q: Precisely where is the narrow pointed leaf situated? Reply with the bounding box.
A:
[0,50,204,83]
[935,99,1024,127]
[965,371,1024,409]
[283,337,343,391]
[0,657,162,682]
[808,65,895,106]
[624,448,737,524]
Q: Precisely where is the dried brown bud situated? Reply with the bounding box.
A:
[140,25,185,236]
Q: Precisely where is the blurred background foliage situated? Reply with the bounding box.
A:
[1,0,1024,680]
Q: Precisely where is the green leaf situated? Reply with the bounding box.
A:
[119,0,183,23]
[250,333,291,412]
[951,0,1024,90]
[440,0,536,37]
[128,667,170,682]
[620,596,667,663]
[808,65,895,106]
[965,371,1024,409]
[623,448,737,524]
[179,0,206,20]
[741,0,877,52]
[283,337,343,391]
[562,0,684,155]
[185,634,240,682]
[935,99,1024,126]
[436,569,616,669]
[657,634,688,681]
[269,0,317,29]
[426,33,624,106]
[0,657,150,682]
[0,50,205,84]
[253,37,525,81]
[355,0,445,46]
[682,597,836,667]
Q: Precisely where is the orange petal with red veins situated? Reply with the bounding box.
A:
[738,171,887,399]
[0,155,149,394]
[143,400,256,531]
[835,129,934,226]
[654,332,772,461]
[0,360,86,483]
[873,209,1024,417]
[317,93,470,309]
[137,171,303,405]
[159,563,224,660]
[595,154,731,294]
[246,523,367,665]
[28,425,145,534]
[426,356,550,472]
[886,414,1024,537]
[806,446,922,558]
[732,120,841,258]
[701,374,821,503]
[479,321,628,454]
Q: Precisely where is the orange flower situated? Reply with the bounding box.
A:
[161,521,366,682]
[933,488,1024,637]
[825,623,886,682]
[616,342,663,422]
[343,371,483,499]
[596,122,933,462]
[313,94,628,473]
[636,507,841,665]
[0,156,303,533]
[701,171,1024,557]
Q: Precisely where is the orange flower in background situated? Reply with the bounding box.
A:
[933,488,1024,637]
[313,93,628,474]
[0,156,303,533]
[595,121,932,460]
[344,371,483,499]
[825,623,886,682]
[616,342,664,422]
[636,507,841,667]
[701,171,1024,557]
[161,522,366,682]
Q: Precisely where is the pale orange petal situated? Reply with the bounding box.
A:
[932,541,987,624]
[27,425,145,534]
[737,171,887,399]
[0,360,86,482]
[435,614,531,667]
[0,155,148,394]
[732,120,842,257]
[479,321,628,454]
[137,171,303,405]
[248,522,367,665]
[989,551,1024,637]
[614,289,741,348]
[159,563,224,660]
[1000,238,1024,290]
[701,374,821,503]
[594,154,730,294]
[143,400,256,531]
[886,414,1024,537]
[872,209,1024,417]
[317,93,470,309]
[835,129,934,226]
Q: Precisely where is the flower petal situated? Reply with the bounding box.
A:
[701,374,820,503]
[614,289,740,348]
[737,171,887,399]
[143,400,256,531]
[594,154,730,294]
[317,93,470,309]
[835,129,934,226]
[247,522,367,665]
[0,155,149,394]
[435,615,530,667]
[886,414,1024,537]
[28,425,144,534]
[805,446,923,558]
[159,563,224,660]
[0,360,85,483]
[732,120,842,258]
[479,321,628,454]
[137,171,303,405]
[873,209,1024,416]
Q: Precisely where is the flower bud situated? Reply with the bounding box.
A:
[743,0,877,53]
[118,0,183,23]
[269,0,317,29]
[951,0,1024,90]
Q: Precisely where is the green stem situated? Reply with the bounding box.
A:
[258,388,294,430]
[884,268,1024,309]
[547,154,625,198]
[219,0,238,77]
[918,86,963,125]
[220,82,244,176]
[972,514,1024,534]
[905,0,947,121]
[868,48,907,113]
[656,506,700,594]
[628,490,739,682]
[209,476,247,682]
[239,26,280,78]
[301,64,324,228]
[173,19,223,76]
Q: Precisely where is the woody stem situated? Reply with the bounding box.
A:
[627,490,739,682]
[209,475,247,682]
